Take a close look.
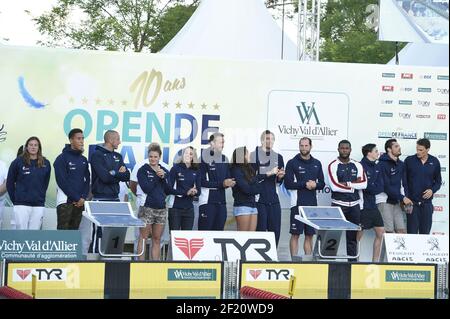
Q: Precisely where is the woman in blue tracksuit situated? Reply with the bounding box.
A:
[168,146,201,231]
[230,146,277,231]
[7,136,51,230]
[137,143,172,261]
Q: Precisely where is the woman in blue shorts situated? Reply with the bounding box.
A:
[230,146,278,231]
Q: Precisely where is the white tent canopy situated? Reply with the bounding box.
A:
[161,0,298,60]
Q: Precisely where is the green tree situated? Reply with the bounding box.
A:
[320,0,406,64]
[150,3,197,52]
[34,0,198,52]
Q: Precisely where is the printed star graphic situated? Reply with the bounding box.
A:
[213,103,220,110]
[82,98,88,105]
[201,103,207,109]
[176,102,182,108]
[95,98,102,105]
[163,101,169,108]
[188,102,194,109]
[108,99,114,106]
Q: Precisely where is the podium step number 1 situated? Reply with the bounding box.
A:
[83,201,146,258]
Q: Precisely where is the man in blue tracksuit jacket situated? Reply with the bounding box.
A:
[250,130,285,246]
[358,143,385,262]
[326,140,367,261]
[376,139,412,234]
[53,128,90,230]
[90,132,130,200]
[285,137,325,257]
[404,138,442,234]
[198,133,236,231]
[88,130,130,252]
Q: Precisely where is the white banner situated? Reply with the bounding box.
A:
[383,233,449,264]
[0,46,448,235]
[171,231,278,261]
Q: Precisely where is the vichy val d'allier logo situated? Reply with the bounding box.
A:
[296,102,321,125]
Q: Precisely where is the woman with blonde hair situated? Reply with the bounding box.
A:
[168,146,201,231]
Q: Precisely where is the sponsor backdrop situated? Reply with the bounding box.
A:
[171,231,278,261]
[382,233,449,264]
[129,262,222,299]
[240,262,329,299]
[6,261,105,299]
[0,230,83,260]
[351,264,436,299]
[0,46,448,234]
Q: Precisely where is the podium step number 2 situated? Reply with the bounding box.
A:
[295,206,361,261]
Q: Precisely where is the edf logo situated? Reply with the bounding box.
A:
[296,102,320,125]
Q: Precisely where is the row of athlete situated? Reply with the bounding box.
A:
[1,129,283,261]
[1,129,442,262]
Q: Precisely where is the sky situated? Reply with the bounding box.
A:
[0,0,57,46]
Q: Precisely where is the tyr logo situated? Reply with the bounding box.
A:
[266,269,291,280]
